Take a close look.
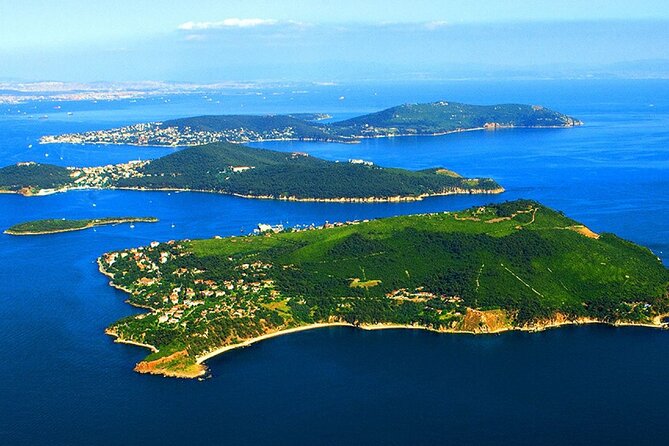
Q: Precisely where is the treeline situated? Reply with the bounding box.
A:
[0,163,71,190]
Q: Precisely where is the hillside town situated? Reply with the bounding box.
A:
[67,160,149,188]
[40,122,308,146]
[100,240,284,339]
[98,228,466,338]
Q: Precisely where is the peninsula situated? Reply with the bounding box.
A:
[5,217,158,235]
[97,200,669,378]
[0,143,503,201]
[40,101,582,146]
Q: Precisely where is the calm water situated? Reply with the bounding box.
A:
[1,80,668,445]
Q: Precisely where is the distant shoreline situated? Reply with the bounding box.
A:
[38,123,582,148]
[4,185,505,202]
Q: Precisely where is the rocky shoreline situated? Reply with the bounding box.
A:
[96,262,667,381]
[118,314,667,379]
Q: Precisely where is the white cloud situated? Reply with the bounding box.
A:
[424,21,449,30]
[178,18,278,31]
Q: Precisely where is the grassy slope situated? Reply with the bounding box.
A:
[99,200,668,376]
[191,202,666,317]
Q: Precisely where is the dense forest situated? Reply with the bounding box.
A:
[0,163,71,191]
[117,142,502,199]
[0,142,502,200]
[331,102,582,136]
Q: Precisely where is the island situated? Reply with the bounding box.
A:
[0,143,504,201]
[5,217,158,235]
[39,101,582,146]
[96,200,669,378]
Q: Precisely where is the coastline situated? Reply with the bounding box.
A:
[195,323,353,363]
[97,259,157,311]
[96,267,668,378]
[5,226,97,236]
[6,184,505,202]
[105,328,158,353]
[147,316,664,378]
[38,123,582,147]
[92,207,668,380]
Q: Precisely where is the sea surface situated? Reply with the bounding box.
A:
[1,80,668,445]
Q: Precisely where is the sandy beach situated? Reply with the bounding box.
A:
[195,323,352,363]
[192,317,668,368]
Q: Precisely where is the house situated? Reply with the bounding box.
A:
[255,223,284,234]
[349,159,373,166]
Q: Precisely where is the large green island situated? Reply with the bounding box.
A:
[5,217,158,235]
[97,200,669,378]
[40,101,582,146]
[0,143,503,201]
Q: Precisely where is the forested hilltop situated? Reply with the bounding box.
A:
[39,101,582,146]
[0,142,503,201]
[330,102,582,137]
[0,162,72,193]
[97,200,669,378]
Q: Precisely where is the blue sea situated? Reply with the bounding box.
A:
[1,80,668,445]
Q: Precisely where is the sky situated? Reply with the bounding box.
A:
[1,0,668,82]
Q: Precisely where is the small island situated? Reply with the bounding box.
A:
[0,143,503,201]
[97,200,669,379]
[5,217,158,235]
[39,101,582,146]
